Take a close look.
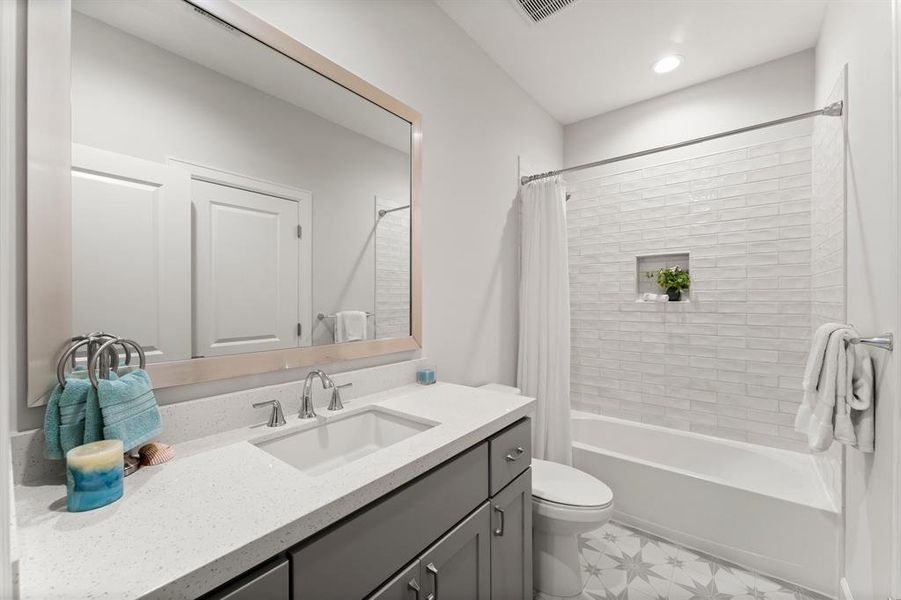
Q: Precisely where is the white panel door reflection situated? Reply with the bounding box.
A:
[192,179,311,357]
[71,144,191,362]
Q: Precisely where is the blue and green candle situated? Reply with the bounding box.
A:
[417,366,436,385]
[66,440,124,512]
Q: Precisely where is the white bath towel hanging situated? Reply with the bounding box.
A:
[336,311,368,343]
[517,176,573,465]
[795,323,875,452]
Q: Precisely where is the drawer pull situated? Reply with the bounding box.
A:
[493,505,505,536]
[426,562,439,600]
[408,578,421,600]
[505,447,525,462]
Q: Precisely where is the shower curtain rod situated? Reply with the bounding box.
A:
[377,204,411,217]
[520,101,844,185]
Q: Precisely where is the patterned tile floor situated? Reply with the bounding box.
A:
[535,522,828,600]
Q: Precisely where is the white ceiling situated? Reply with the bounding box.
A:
[436,0,826,124]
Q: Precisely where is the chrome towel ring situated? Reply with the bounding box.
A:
[56,334,120,386]
[87,337,146,388]
[56,332,144,387]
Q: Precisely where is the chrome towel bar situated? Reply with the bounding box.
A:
[317,312,374,321]
[850,333,894,352]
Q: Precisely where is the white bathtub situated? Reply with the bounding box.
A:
[571,410,840,596]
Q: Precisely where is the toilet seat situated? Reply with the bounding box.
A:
[531,458,613,508]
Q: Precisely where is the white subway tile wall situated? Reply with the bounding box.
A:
[811,77,846,329]
[567,135,816,451]
[375,197,412,339]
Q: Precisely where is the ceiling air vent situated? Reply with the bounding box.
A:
[513,0,579,23]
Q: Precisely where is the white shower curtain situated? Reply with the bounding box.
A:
[517,177,572,465]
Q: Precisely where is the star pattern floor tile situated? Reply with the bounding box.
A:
[534,521,829,600]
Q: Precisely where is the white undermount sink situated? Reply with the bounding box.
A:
[254,407,435,476]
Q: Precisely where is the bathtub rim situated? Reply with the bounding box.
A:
[571,410,839,514]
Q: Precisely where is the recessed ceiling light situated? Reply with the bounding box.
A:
[652,54,683,74]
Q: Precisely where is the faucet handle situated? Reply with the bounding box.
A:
[252,399,287,427]
[329,383,352,411]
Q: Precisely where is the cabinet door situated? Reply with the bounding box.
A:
[490,469,532,600]
[368,560,422,600]
[420,503,491,600]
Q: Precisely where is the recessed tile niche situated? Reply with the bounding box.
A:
[636,252,690,298]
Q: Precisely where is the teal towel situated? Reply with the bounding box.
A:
[44,370,110,459]
[97,368,161,452]
[43,384,65,460]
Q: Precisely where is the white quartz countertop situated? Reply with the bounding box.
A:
[14,383,534,600]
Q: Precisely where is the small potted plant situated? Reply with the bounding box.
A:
[656,265,690,301]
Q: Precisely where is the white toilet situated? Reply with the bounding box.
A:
[480,385,615,599]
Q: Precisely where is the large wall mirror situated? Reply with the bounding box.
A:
[26,0,421,405]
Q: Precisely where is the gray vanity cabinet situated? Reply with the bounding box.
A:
[369,560,422,600]
[224,417,533,600]
[291,443,489,600]
[371,503,492,600]
[490,469,533,600]
[420,503,492,600]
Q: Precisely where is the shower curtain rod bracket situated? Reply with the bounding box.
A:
[521,102,845,186]
[822,100,844,117]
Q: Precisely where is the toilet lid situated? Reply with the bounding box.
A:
[531,459,613,508]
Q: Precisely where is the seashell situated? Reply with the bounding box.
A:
[138,442,175,466]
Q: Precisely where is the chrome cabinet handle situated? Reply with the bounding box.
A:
[426,562,439,600]
[505,446,525,461]
[408,578,421,600]
[494,505,505,536]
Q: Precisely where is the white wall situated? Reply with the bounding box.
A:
[0,0,23,591]
[565,51,815,172]
[233,1,563,386]
[814,2,898,598]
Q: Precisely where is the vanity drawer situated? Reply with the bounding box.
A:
[489,418,531,496]
[291,442,489,600]
[204,557,289,600]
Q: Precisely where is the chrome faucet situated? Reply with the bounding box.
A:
[252,399,286,427]
[329,382,352,411]
[300,369,334,418]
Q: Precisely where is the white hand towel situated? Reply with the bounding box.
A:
[336,310,368,343]
[849,345,875,453]
[801,322,845,395]
[796,324,875,453]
